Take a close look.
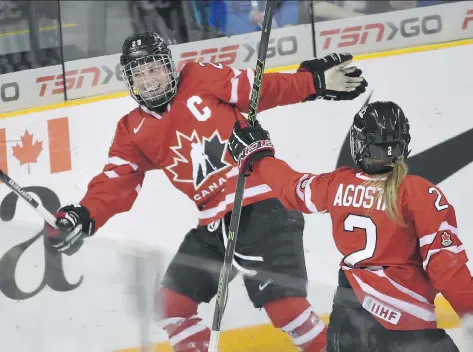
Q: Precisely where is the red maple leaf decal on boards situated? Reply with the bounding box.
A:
[12,130,43,169]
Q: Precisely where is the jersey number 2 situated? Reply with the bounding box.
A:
[428,187,449,211]
[343,215,377,267]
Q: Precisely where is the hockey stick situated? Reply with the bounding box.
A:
[0,169,153,256]
[0,168,59,229]
[0,168,87,255]
[208,1,279,351]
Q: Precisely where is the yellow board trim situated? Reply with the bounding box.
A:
[1,37,472,120]
[116,297,461,352]
[0,23,77,37]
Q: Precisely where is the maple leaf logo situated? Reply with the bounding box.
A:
[12,130,43,172]
[166,130,231,189]
[166,130,200,185]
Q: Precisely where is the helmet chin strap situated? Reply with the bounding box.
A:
[149,101,168,114]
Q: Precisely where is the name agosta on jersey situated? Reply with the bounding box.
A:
[333,183,386,210]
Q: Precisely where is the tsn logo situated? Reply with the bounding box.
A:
[177,45,239,71]
[319,15,442,50]
[463,9,473,30]
[36,65,121,97]
[176,36,298,71]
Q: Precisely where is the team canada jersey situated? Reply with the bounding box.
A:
[79,62,317,231]
[254,157,473,330]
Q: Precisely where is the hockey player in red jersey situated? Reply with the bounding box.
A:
[45,30,368,351]
[228,101,473,351]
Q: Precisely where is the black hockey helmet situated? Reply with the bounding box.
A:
[120,30,179,109]
[350,101,411,174]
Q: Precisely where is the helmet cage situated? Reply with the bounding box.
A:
[121,53,178,109]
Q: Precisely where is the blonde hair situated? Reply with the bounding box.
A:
[363,158,408,226]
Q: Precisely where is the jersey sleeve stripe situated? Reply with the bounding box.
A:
[296,174,310,201]
[226,167,239,178]
[135,184,142,194]
[304,176,326,213]
[423,245,465,270]
[419,221,459,247]
[104,170,119,178]
[419,233,437,247]
[439,221,458,236]
[229,68,241,104]
[199,184,271,220]
[108,156,138,170]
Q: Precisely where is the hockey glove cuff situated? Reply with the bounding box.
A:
[228,120,275,176]
[46,203,95,256]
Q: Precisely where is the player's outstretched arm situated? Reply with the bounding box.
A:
[407,177,473,320]
[227,120,331,214]
[46,116,149,255]
[184,53,367,116]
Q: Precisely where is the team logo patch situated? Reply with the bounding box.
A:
[440,231,453,247]
[166,130,231,189]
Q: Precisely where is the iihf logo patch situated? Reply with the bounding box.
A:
[441,231,453,247]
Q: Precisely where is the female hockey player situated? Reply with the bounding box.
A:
[227,101,473,351]
[46,30,368,351]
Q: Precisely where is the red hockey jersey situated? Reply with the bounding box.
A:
[79,62,317,231]
[254,157,473,330]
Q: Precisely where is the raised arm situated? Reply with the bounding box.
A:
[227,120,333,214]
[254,157,332,214]
[181,61,314,112]
[182,53,367,114]
[46,113,155,255]
[79,120,147,231]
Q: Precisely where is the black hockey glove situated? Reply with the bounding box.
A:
[46,203,95,256]
[298,53,368,101]
[228,120,275,176]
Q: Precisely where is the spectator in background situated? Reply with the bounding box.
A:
[209,0,227,34]
[129,1,228,43]
[312,1,420,22]
[128,0,187,44]
[415,0,461,7]
[312,1,367,21]
[190,0,227,40]
[248,0,301,29]
[222,1,300,36]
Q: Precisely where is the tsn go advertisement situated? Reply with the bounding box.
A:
[1,1,472,114]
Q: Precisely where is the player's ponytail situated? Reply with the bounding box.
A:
[363,158,408,226]
[383,158,408,227]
